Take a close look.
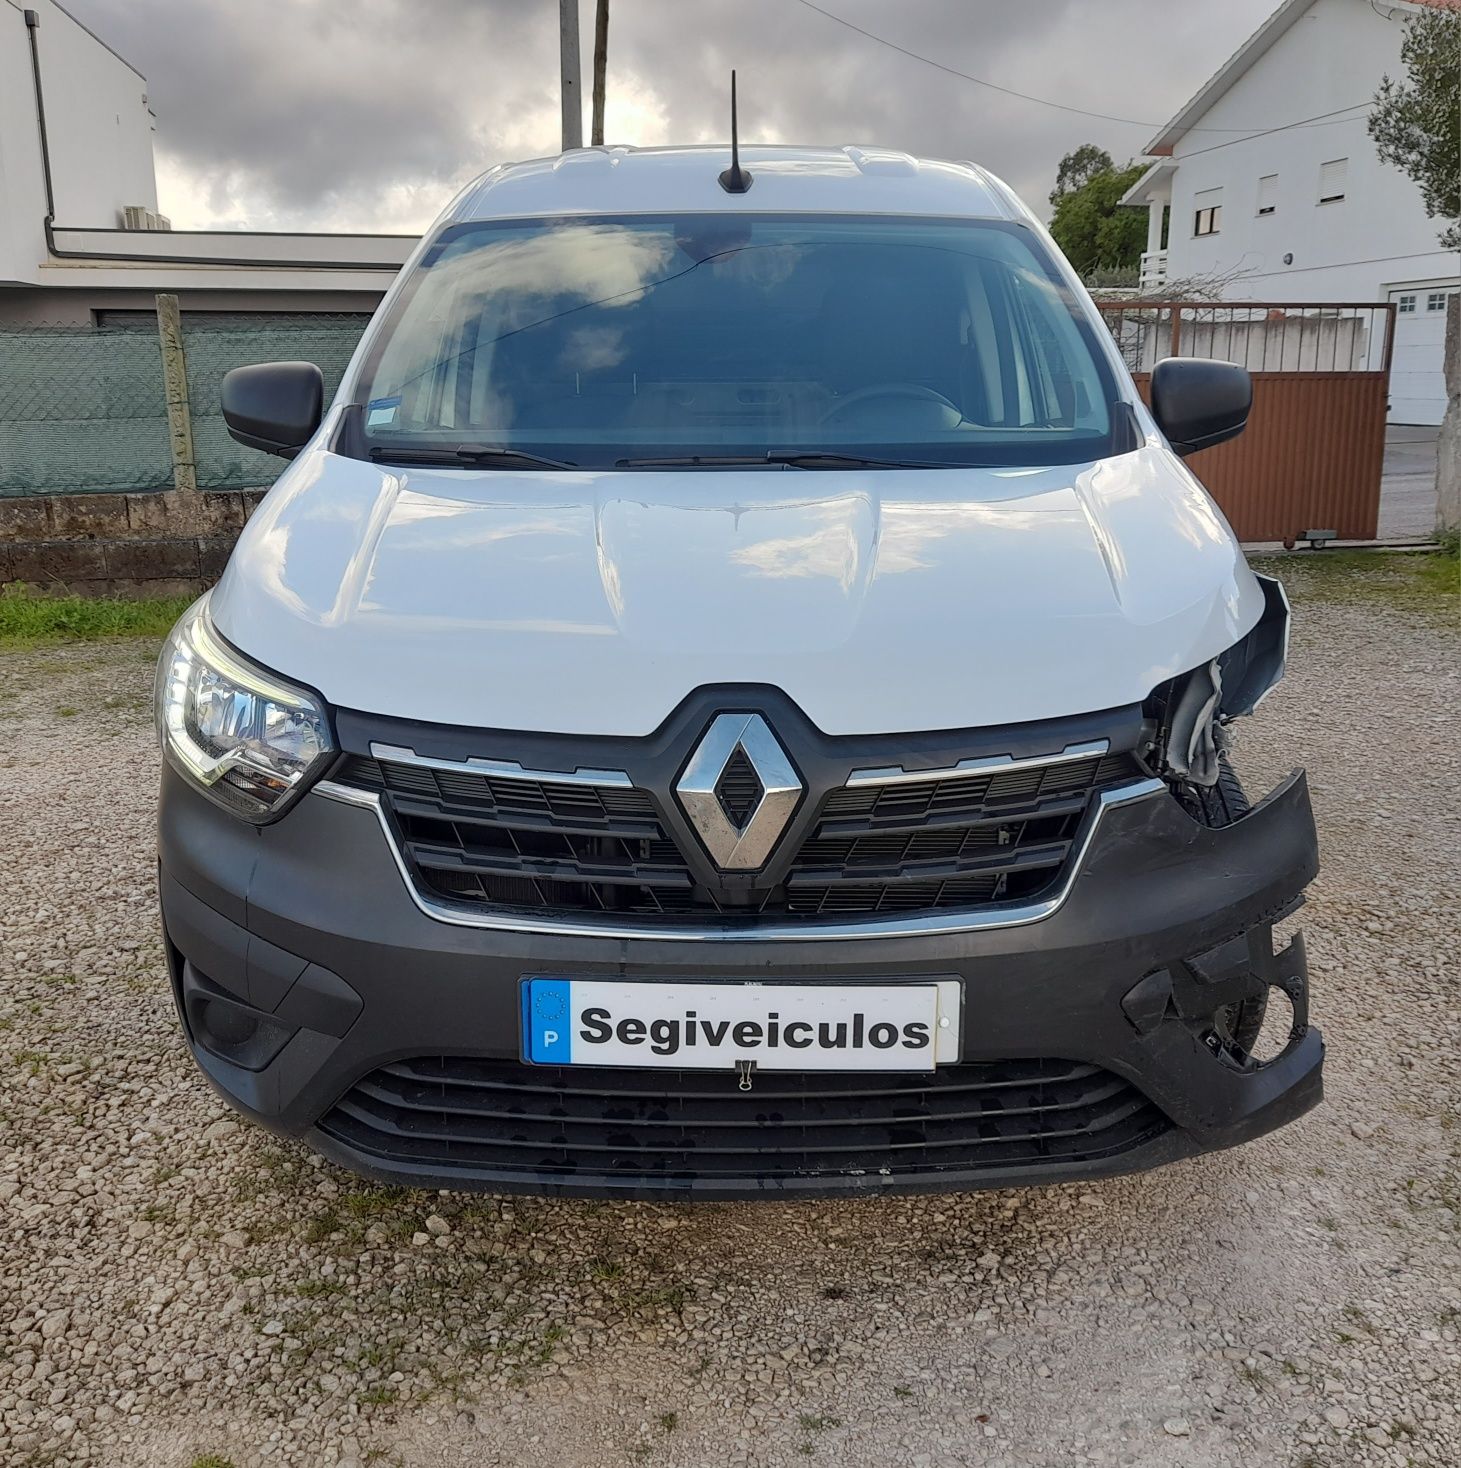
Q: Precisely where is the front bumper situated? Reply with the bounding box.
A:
[158,763,1322,1200]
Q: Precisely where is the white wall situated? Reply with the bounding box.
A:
[0,286,388,327]
[0,3,51,284]
[37,0,157,224]
[1163,0,1458,303]
[0,0,157,284]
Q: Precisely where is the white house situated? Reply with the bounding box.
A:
[0,0,411,324]
[1123,0,1460,424]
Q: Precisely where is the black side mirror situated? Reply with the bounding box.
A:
[221,362,324,458]
[1150,357,1252,457]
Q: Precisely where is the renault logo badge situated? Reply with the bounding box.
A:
[675,714,802,870]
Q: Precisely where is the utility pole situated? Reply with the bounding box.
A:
[559,0,583,151]
[591,0,609,146]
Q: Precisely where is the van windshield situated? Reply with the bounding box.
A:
[352,213,1124,470]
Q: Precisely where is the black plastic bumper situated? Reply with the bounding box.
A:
[157,763,1323,1199]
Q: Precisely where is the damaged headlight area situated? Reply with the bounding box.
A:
[1144,574,1291,789]
[155,597,335,822]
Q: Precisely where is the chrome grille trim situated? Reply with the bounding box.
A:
[843,739,1111,789]
[369,741,634,788]
[312,776,1166,941]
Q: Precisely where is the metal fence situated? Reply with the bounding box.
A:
[0,324,173,495]
[0,307,371,497]
[0,296,1397,545]
[184,316,370,490]
[1100,300,1395,376]
[1098,301,1396,542]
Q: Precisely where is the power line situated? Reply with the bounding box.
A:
[1174,103,1371,159]
[789,0,1372,137]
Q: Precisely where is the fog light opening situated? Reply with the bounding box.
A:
[180,963,295,1071]
[1245,986,1297,1066]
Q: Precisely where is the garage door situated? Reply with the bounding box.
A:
[1387,285,1458,426]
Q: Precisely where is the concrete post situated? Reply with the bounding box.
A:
[1437,294,1460,537]
[155,293,197,494]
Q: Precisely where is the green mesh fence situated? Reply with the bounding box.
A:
[0,311,371,497]
[0,325,173,496]
[185,315,370,490]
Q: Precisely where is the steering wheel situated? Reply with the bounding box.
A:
[821,383,963,425]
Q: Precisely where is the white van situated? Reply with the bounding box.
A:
[155,145,1320,1199]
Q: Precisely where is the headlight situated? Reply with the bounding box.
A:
[155,597,334,821]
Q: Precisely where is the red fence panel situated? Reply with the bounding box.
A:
[1103,301,1394,542]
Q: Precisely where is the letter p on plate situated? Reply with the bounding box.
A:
[522,978,574,1063]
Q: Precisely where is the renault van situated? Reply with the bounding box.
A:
[155,145,1320,1198]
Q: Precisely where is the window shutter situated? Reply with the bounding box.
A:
[1257,174,1278,215]
[1318,158,1348,202]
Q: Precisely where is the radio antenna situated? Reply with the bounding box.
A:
[718,71,753,193]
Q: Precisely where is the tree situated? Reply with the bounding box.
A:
[1049,143,1116,205]
[1369,7,1461,249]
[1048,146,1149,278]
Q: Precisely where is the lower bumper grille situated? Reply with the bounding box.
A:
[319,1056,1169,1186]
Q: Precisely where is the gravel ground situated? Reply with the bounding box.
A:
[1,556,1458,1468]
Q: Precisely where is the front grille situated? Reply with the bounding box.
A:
[319,1055,1169,1186]
[785,755,1135,916]
[333,749,1140,923]
[335,756,695,914]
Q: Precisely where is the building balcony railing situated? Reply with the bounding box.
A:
[1139,248,1169,293]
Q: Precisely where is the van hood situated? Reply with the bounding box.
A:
[211,443,1263,736]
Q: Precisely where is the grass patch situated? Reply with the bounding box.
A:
[295,1278,346,1299]
[0,586,190,645]
[303,1206,342,1244]
[1236,1362,1270,1391]
[190,1457,237,1468]
[1249,544,1459,612]
[340,1185,409,1219]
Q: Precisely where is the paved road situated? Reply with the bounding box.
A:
[1379,426,1440,543]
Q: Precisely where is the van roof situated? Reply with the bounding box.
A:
[449,145,1025,225]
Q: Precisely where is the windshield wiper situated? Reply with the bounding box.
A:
[765,450,954,470]
[368,444,577,470]
[615,450,953,470]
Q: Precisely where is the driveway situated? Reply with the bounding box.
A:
[1379,425,1440,542]
[1,554,1458,1468]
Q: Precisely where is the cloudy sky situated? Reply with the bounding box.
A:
[69,0,1280,233]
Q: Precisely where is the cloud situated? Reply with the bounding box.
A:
[66,0,1278,233]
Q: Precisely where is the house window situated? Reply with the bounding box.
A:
[1426,291,1450,312]
[1256,174,1278,215]
[1193,188,1222,236]
[1396,294,1417,313]
[1318,158,1348,204]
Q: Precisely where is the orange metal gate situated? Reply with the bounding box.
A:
[1099,301,1395,542]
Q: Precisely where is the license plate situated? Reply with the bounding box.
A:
[520,978,961,1071]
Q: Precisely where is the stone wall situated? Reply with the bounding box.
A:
[0,489,265,598]
[1439,296,1460,537]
